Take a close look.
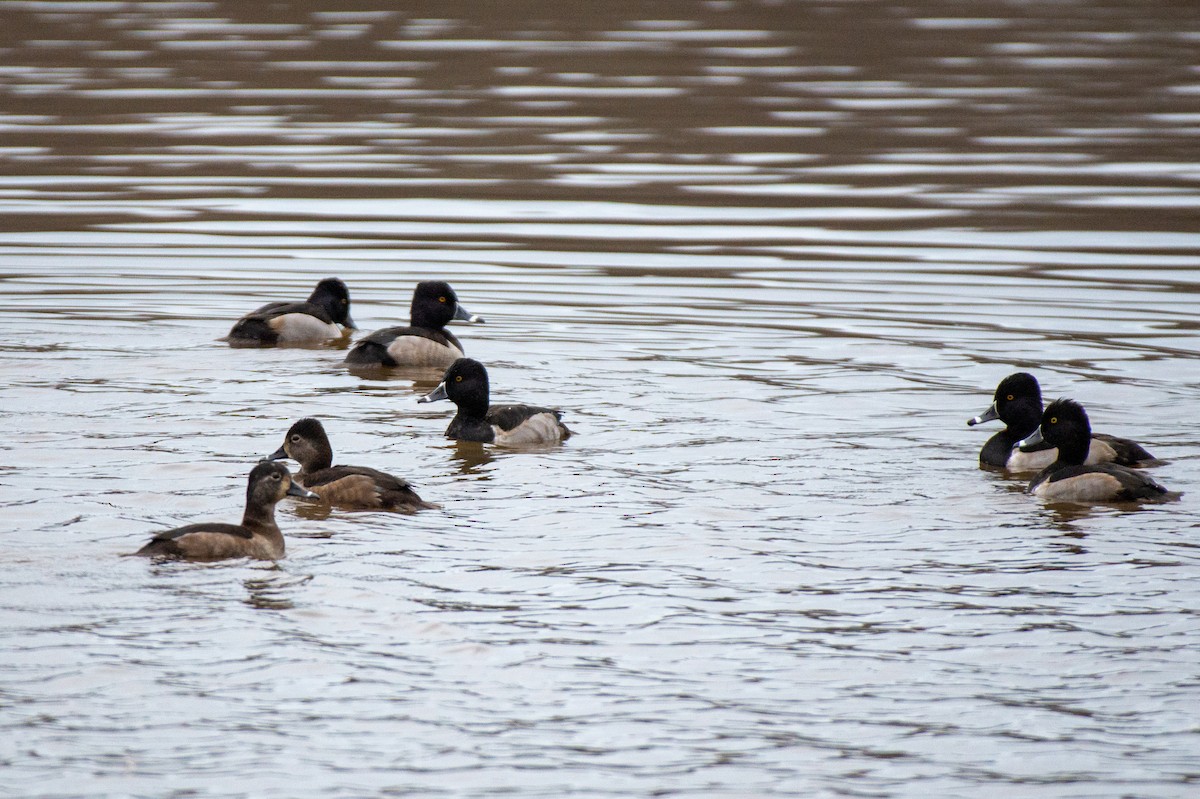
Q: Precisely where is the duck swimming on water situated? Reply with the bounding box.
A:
[226,277,356,346]
[1018,399,1167,503]
[418,357,571,446]
[135,461,317,561]
[345,280,483,368]
[968,372,1154,470]
[269,418,437,512]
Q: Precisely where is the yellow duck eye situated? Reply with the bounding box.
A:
[1006,394,1014,401]
[1049,417,1058,424]
[438,296,447,303]
[455,375,463,382]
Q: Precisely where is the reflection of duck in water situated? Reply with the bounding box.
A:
[135,461,317,561]
[269,418,437,512]
[226,277,356,346]
[969,372,1154,470]
[445,439,497,476]
[345,281,483,368]
[419,358,571,446]
[1018,399,1167,503]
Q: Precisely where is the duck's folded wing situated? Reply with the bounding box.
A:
[149,523,253,542]
[305,466,387,504]
[136,523,256,558]
[1093,463,1168,498]
[309,466,434,509]
[363,326,456,346]
[487,404,561,432]
[1093,433,1155,466]
[246,301,334,324]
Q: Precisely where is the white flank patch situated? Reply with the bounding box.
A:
[1034,472,1123,502]
[269,314,342,342]
[386,336,462,367]
[494,413,564,446]
[1087,439,1118,464]
[1007,447,1056,471]
[1011,438,1117,471]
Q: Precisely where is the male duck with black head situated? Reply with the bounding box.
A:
[226,277,356,346]
[1017,399,1168,503]
[135,461,317,561]
[269,417,437,512]
[345,280,483,368]
[418,358,571,446]
[968,372,1154,471]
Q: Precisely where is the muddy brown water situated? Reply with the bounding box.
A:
[2,2,1198,796]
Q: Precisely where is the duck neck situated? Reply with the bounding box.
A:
[303,450,332,473]
[242,499,280,532]
[459,394,489,419]
[1054,434,1090,466]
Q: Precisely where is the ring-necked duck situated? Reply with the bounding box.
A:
[344,280,483,368]
[135,461,317,560]
[968,372,1154,470]
[418,357,571,445]
[1017,399,1167,503]
[226,277,356,345]
[269,417,437,512]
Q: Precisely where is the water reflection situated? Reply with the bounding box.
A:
[288,503,336,524]
[1042,499,1175,527]
[443,439,496,475]
[1,1,1198,798]
[224,335,353,351]
[345,364,447,388]
[243,573,313,611]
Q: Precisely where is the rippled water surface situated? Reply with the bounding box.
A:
[2,2,1199,796]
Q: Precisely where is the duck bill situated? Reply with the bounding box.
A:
[1016,427,1045,451]
[287,482,319,500]
[342,313,358,330]
[453,303,484,324]
[968,402,999,427]
[418,382,449,404]
[269,445,288,461]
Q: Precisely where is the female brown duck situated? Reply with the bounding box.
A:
[270,418,437,512]
[136,461,317,560]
